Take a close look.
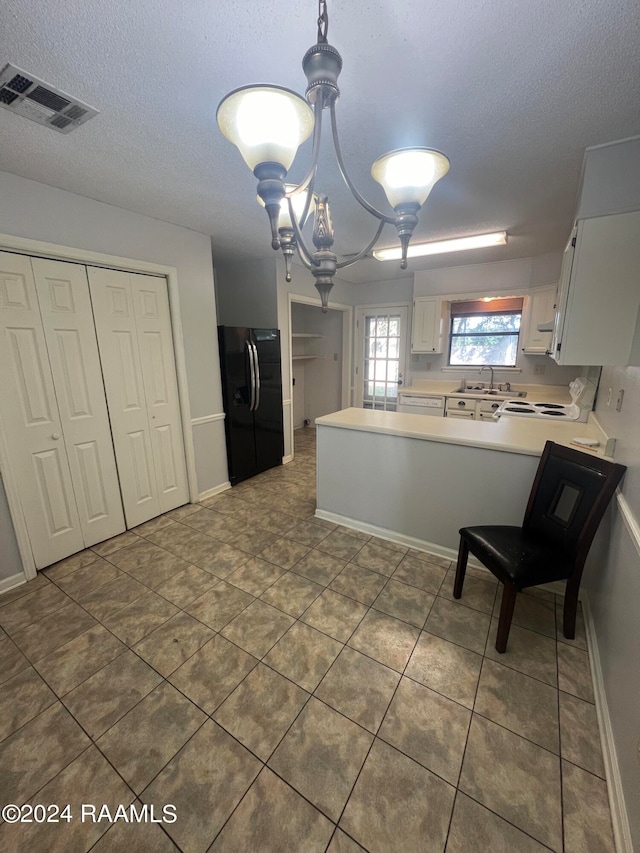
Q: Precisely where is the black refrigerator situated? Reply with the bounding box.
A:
[218,326,285,485]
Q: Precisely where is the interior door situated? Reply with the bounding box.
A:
[32,258,126,546]
[355,306,408,411]
[88,267,188,526]
[0,251,84,567]
[130,273,189,511]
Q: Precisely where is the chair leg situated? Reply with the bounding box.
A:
[563,582,579,640]
[496,582,518,653]
[453,537,469,599]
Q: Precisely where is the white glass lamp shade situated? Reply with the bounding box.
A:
[257,184,314,229]
[371,147,450,209]
[217,85,314,172]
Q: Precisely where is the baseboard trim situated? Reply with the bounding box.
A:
[0,572,27,595]
[314,510,575,596]
[583,592,633,853]
[282,454,293,464]
[198,482,231,500]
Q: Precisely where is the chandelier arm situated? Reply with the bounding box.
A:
[287,200,320,268]
[335,218,387,269]
[290,98,323,228]
[329,102,395,225]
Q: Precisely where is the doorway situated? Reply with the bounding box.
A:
[355,304,409,411]
[288,295,352,454]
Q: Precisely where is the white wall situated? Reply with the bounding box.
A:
[0,170,229,580]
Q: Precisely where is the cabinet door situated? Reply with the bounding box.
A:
[130,274,189,512]
[32,258,126,547]
[521,285,557,353]
[0,252,84,568]
[88,267,189,526]
[550,233,575,361]
[411,298,444,353]
[553,212,640,365]
[88,267,162,527]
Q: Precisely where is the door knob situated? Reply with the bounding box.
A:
[51,433,61,440]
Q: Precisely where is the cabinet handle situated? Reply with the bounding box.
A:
[458,400,466,407]
[51,433,61,440]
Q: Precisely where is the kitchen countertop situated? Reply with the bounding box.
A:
[315,407,610,458]
[399,380,572,403]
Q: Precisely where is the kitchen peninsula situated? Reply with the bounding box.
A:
[315,405,609,559]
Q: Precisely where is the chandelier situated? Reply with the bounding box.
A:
[217,0,450,311]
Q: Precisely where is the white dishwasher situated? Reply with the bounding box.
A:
[397,392,445,417]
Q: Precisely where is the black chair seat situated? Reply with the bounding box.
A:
[460,525,573,589]
[453,441,626,653]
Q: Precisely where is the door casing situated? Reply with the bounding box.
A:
[0,232,199,581]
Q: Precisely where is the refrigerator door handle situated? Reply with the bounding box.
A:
[246,340,256,411]
[252,342,261,411]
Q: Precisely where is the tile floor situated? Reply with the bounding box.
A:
[0,428,615,852]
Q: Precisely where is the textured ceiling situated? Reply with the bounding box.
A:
[1,0,639,283]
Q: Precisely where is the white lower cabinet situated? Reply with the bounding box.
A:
[0,251,188,568]
[446,398,477,418]
[445,397,500,421]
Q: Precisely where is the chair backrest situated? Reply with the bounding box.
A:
[523,441,626,571]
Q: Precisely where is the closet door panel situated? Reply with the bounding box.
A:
[131,274,189,511]
[87,267,161,527]
[32,258,125,546]
[0,251,84,567]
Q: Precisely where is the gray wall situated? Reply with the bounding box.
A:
[291,302,343,427]
[0,479,21,582]
[0,169,229,581]
[214,256,278,329]
[587,363,640,849]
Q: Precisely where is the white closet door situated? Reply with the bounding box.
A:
[32,258,126,546]
[131,274,189,512]
[87,268,188,526]
[0,251,84,567]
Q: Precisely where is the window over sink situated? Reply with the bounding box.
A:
[448,297,523,367]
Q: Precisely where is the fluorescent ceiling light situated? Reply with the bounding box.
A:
[373,231,508,261]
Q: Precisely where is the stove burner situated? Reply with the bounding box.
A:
[507,400,529,406]
[533,402,564,409]
[505,406,534,413]
[543,410,567,416]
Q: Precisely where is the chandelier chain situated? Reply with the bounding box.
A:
[317,0,328,43]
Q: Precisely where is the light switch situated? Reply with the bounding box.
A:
[616,389,624,412]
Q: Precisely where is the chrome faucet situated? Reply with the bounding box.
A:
[480,365,494,390]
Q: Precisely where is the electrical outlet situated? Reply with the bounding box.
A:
[534,364,546,375]
[616,389,624,412]
[606,387,612,407]
[425,362,432,371]
[333,352,338,361]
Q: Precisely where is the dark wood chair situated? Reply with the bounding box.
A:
[453,440,626,653]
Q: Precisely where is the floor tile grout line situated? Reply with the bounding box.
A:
[2,434,602,852]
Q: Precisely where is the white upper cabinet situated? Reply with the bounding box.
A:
[411,297,447,353]
[550,211,640,365]
[521,285,557,354]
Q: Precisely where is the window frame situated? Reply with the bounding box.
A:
[447,304,523,368]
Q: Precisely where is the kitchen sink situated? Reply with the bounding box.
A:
[452,386,527,398]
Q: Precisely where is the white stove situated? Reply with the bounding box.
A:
[494,378,595,423]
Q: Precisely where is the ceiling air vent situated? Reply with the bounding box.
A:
[0,63,99,133]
